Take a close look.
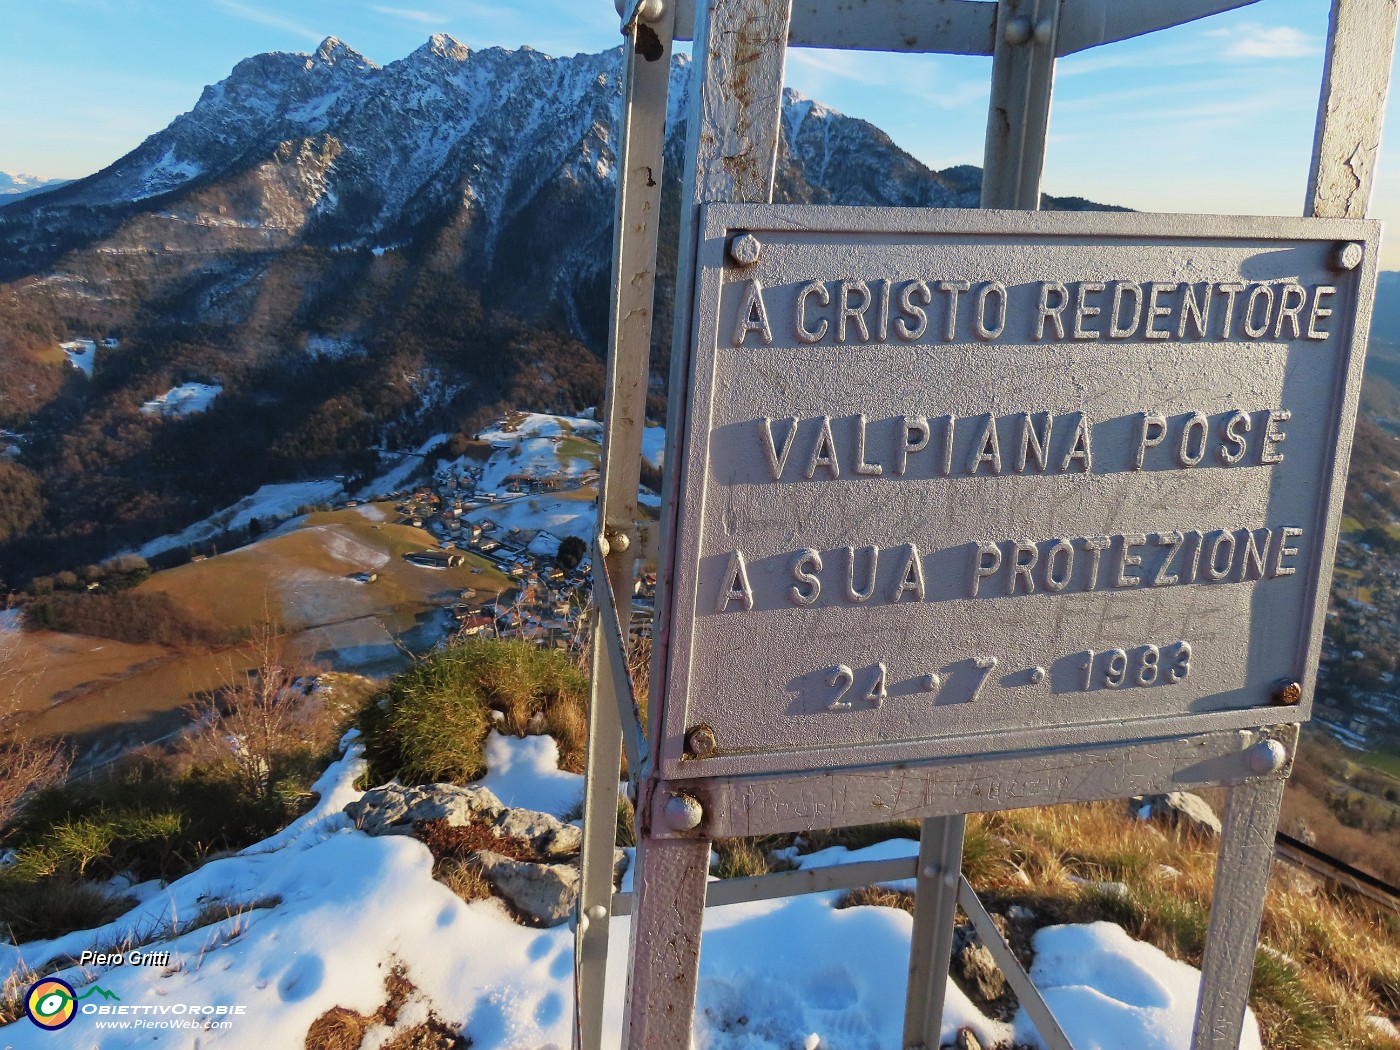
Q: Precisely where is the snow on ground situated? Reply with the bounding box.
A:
[1013,923,1262,1050]
[305,334,365,360]
[135,480,345,559]
[354,434,449,499]
[477,413,602,446]
[0,733,1259,1050]
[479,732,583,817]
[60,339,97,375]
[467,494,595,549]
[474,413,600,494]
[641,425,665,468]
[314,525,391,571]
[139,382,223,417]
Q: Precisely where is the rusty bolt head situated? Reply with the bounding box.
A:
[663,792,704,831]
[686,723,718,758]
[1033,16,1054,45]
[1332,241,1364,272]
[728,232,762,267]
[1274,680,1303,706]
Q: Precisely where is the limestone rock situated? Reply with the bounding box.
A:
[954,1026,983,1050]
[346,782,504,836]
[957,942,1005,1002]
[475,851,580,927]
[492,807,583,859]
[1129,791,1222,839]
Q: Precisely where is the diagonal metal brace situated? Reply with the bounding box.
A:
[594,539,649,780]
[957,876,1074,1050]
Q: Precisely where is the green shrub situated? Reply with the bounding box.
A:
[0,761,304,945]
[358,637,588,786]
[0,879,134,945]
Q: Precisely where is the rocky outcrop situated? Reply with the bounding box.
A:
[347,782,621,927]
[1129,791,1222,839]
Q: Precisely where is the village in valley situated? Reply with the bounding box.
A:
[1315,529,1400,753]
[374,410,659,650]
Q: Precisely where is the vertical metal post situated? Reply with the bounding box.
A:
[575,5,676,1049]
[1306,0,1399,221]
[903,814,965,1049]
[903,6,1060,1047]
[981,0,1062,209]
[623,0,793,1045]
[1189,777,1287,1050]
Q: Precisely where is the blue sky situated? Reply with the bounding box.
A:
[3,0,1400,265]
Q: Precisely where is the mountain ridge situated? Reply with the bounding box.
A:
[0,35,1128,581]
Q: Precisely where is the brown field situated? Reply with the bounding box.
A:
[10,506,514,764]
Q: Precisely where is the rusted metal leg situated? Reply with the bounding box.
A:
[1190,776,1286,1050]
[903,815,965,1050]
[622,833,712,1049]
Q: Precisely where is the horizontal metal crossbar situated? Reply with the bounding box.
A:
[610,855,919,914]
[657,0,1260,55]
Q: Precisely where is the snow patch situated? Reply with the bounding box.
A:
[305,334,365,359]
[140,382,222,417]
[641,425,665,468]
[59,338,96,375]
[135,479,345,559]
[1013,922,1262,1050]
[478,732,583,818]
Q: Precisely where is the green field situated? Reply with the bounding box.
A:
[1358,746,1400,780]
[555,436,600,468]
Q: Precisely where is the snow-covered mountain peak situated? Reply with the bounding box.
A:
[313,35,375,69]
[417,32,472,61]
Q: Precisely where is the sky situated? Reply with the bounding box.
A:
[2,0,1400,265]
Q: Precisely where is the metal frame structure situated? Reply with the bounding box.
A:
[575,1,1398,1048]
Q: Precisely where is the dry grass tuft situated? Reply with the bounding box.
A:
[712,837,796,881]
[304,961,454,1050]
[837,884,915,914]
[436,859,493,905]
[971,800,1400,1049]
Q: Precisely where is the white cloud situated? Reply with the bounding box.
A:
[368,4,444,26]
[1216,24,1318,59]
[214,0,324,44]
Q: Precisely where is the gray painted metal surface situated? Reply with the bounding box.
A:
[666,0,1262,54]
[622,1,794,1046]
[983,0,1059,209]
[1308,0,1400,221]
[574,6,675,1048]
[650,723,1299,839]
[657,206,1377,781]
[904,816,965,1049]
[1190,777,1288,1049]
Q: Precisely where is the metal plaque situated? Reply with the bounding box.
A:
[657,205,1379,780]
